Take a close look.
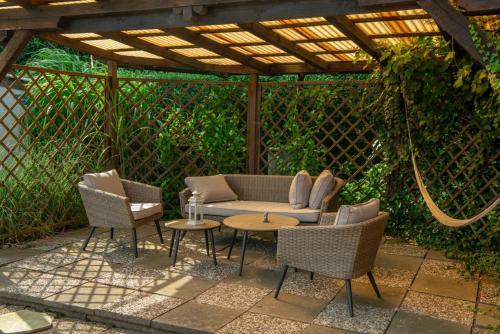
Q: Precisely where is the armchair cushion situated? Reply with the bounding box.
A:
[289,170,312,209]
[185,174,238,203]
[334,198,380,225]
[309,170,335,209]
[130,202,162,220]
[83,169,126,197]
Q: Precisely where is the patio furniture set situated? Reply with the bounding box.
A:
[78,169,388,317]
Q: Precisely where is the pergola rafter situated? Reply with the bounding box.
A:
[0,0,496,76]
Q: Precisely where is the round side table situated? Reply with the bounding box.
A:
[164,219,221,267]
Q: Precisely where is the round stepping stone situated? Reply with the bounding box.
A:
[0,310,53,334]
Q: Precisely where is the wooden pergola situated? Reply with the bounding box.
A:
[0,0,498,79]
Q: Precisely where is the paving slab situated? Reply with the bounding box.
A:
[281,271,343,300]
[249,253,281,271]
[217,312,308,334]
[223,266,282,290]
[418,259,465,280]
[475,303,500,329]
[44,282,134,311]
[93,265,163,289]
[152,300,243,333]
[354,267,415,289]
[374,253,423,272]
[472,327,498,334]
[386,310,470,334]
[312,282,405,334]
[425,250,456,262]
[252,292,330,323]
[38,317,110,333]
[51,259,124,280]
[379,241,427,258]
[401,291,474,325]
[0,269,40,290]
[411,273,478,301]
[97,291,184,325]
[0,309,53,334]
[170,257,239,281]
[3,272,85,299]
[0,248,43,266]
[7,251,85,272]
[140,272,216,299]
[195,282,270,310]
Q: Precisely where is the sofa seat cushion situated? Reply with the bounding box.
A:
[187,200,320,222]
[130,202,162,220]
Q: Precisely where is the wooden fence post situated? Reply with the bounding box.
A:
[105,60,119,170]
[247,73,260,174]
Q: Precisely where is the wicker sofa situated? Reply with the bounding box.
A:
[179,174,345,223]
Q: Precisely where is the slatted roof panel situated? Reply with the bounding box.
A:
[1,0,497,74]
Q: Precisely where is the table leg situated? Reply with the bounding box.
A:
[172,230,181,267]
[169,229,175,257]
[238,231,248,276]
[204,230,210,256]
[227,229,238,259]
[209,229,217,266]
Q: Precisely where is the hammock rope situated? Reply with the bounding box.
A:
[403,94,499,228]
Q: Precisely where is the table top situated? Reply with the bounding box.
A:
[223,214,299,232]
[164,219,221,231]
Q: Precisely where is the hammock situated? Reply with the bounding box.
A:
[404,100,499,227]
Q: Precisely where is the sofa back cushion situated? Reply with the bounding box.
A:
[309,170,336,209]
[334,198,380,225]
[83,169,126,197]
[289,170,312,209]
[185,174,238,203]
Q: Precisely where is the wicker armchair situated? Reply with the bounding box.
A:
[275,211,389,317]
[78,177,164,257]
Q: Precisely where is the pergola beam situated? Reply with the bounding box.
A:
[239,22,330,71]
[100,31,248,74]
[326,16,381,60]
[416,0,483,64]
[458,0,500,15]
[165,28,268,72]
[0,30,33,81]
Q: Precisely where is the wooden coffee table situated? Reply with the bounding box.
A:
[165,219,221,267]
[223,214,299,275]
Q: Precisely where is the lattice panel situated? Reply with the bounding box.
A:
[258,80,382,181]
[116,78,248,213]
[0,65,107,242]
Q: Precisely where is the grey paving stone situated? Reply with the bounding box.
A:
[252,292,330,323]
[425,250,456,262]
[0,248,42,266]
[411,273,478,301]
[475,303,500,329]
[281,271,343,300]
[302,324,357,334]
[217,312,308,334]
[354,267,415,289]
[170,257,239,281]
[223,266,282,290]
[140,272,216,299]
[0,269,40,290]
[3,272,85,299]
[374,253,423,272]
[7,251,84,272]
[50,259,124,280]
[386,310,471,334]
[38,317,110,333]
[152,300,243,333]
[480,279,500,306]
[0,309,53,334]
[379,240,427,258]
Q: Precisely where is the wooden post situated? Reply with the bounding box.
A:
[105,60,119,170]
[247,73,260,174]
[0,30,33,82]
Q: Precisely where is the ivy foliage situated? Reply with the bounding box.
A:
[367,25,499,279]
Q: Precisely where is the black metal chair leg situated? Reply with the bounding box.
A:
[180,231,187,241]
[204,230,210,256]
[169,229,175,257]
[172,230,181,267]
[345,279,354,317]
[367,271,381,298]
[227,229,237,259]
[310,272,314,280]
[209,229,217,266]
[82,227,96,251]
[238,231,248,276]
[132,228,138,258]
[110,228,114,239]
[155,220,164,244]
[274,265,289,298]
[294,267,298,272]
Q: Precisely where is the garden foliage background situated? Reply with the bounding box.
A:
[0,35,498,278]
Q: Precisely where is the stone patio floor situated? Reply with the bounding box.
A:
[0,223,498,334]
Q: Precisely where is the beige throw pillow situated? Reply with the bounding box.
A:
[83,169,126,197]
[334,198,380,225]
[185,174,238,203]
[309,170,336,209]
[289,170,312,209]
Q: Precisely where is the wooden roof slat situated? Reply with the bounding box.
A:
[326,16,381,60]
[165,27,268,72]
[239,22,331,71]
